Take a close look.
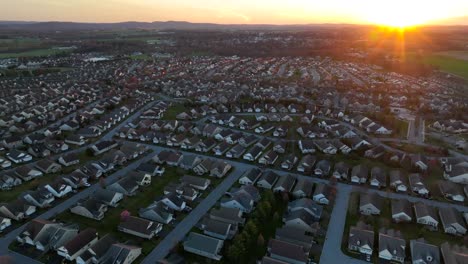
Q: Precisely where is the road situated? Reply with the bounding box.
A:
[320,185,366,264]
[141,158,247,263]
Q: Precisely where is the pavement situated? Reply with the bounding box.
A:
[320,185,367,264]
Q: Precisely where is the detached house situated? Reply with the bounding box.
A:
[414,203,439,230]
[379,229,406,264]
[439,207,466,236]
[118,216,162,239]
[348,222,374,259]
[256,171,279,189]
[359,193,383,215]
[238,168,262,185]
[391,199,413,223]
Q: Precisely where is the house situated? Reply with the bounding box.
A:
[70,198,108,220]
[333,161,350,180]
[0,217,12,232]
[208,207,245,226]
[312,183,331,205]
[90,140,119,155]
[256,171,279,189]
[183,232,224,261]
[440,242,468,264]
[93,188,123,207]
[379,229,406,264]
[238,134,257,147]
[314,141,337,154]
[136,162,165,177]
[409,174,430,197]
[75,234,116,264]
[221,192,254,213]
[288,198,323,221]
[283,208,321,234]
[359,193,383,215]
[6,150,32,164]
[153,150,182,166]
[139,201,174,224]
[348,222,374,259]
[298,140,315,154]
[439,207,467,236]
[129,171,152,186]
[314,160,331,177]
[389,170,408,192]
[178,155,202,171]
[58,153,80,167]
[348,137,371,150]
[181,175,211,190]
[161,192,186,211]
[297,155,316,174]
[410,238,440,264]
[273,174,296,193]
[281,154,298,170]
[35,159,62,174]
[17,219,78,252]
[365,146,386,159]
[411,154,428,171]
[195,138,217,153]
[21,189,55,208]
[193,158,214,175]
[0,199,36,221]
[259,150,279,165]
[414,203,439,230]
[201,218,237,240]
[444,165,468,184]
[267,239,309,264]
[370,166,387,188]
[118,216,162,239]
[65,135,86,146]
[164,182,199,201]
[391,199,413,223]
[28,144,51,158]
[438,181,465,202]
[225,144,246,158]
[43,180,72,198]
[57,228,98,261]
[273,140,286,154]
[107,177,139,196]
[351,164,368,184]
[243,145,263,161]
[210,160,232,178]
[14,165,43,181]
[239,168,262,185]
[275,226,314,251]
[292,178,313,199]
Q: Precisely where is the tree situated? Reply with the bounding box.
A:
[257,234,265,247]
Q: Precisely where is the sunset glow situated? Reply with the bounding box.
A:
[1,0,467,25]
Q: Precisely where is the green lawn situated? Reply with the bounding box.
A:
[130,54,152,61]
[162,104,188,120]
[408,53,468,79]
[0,48,72,59]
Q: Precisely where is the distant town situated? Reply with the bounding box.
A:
[0,21,467,264]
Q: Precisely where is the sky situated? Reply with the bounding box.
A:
[1,0,468,26]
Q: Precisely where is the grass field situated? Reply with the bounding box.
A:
[0,48,72,59]
[408,52,468,79]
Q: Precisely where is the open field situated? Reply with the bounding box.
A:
[408,52,468,79]
[0,48,72,59]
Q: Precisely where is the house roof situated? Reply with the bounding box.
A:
[268,238,308,263]
[410,238,440,263]
[184,232,223,255]
[119,216,159,235]
[63,228,97,255]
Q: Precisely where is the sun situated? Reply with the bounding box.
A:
[359,0,450,28]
